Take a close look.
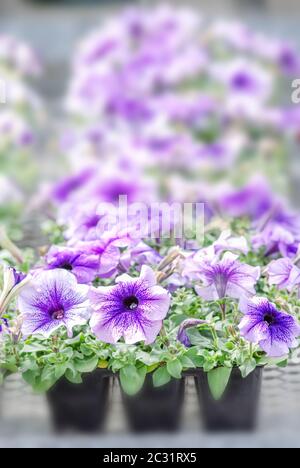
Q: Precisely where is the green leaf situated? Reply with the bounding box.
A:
[41,366,56,382]
[167,359,182,379]
[74,355,98,373]
[1,362,18,373]
[208,367,232,401]
[65,368,82,384]
[22,343,49,353]
[54,363,68,380]
[276,359,288,368]
[239,358,257,378]
[180,355,196,369]
[22,369,38,387]
[153,366,171,387]
[119,365,146,396]
[185,348,205,367]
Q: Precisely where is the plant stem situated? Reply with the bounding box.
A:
[219,302,226,321]
[210,326,219,349]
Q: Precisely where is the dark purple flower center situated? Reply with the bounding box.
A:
[52,309,65,320]
[61,262,73,271]
[232,72,252,90]
[123,295,139,311]
[264,313,276,325]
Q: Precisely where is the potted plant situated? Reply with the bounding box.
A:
[169,231,300,431]
[0,265,113,433]
[0,256,189,433]
[87,263,188,432]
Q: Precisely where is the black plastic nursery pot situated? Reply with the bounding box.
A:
[47,369,110,433]
[121,374,185,433]
[195,367,263,432]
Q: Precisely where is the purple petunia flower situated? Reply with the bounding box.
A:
[267,258,300,292]
[252,202,300,258]
[19,269,89,338]
[75,239,121,278]
[89,265,170,344]
[217,177,273,220]
[239,296,300,357]
[185,252,260,301]
[45,245,100,284]
[52,168,94,203]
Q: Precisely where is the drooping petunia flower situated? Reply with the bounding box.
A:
[267,258,300,292]
[185,251,260,301]
[239,296,300,357]
[19,269,89,338]
[45,245,100,284]
[177,319,208,347]
[89,265,170,344]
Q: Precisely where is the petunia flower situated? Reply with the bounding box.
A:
[212,230,249,256]
[177,319,207,347]
[45,245,100,284]
[239,296,300,357]
[75,240,121,278]
[18,269,89,338]
[267,258,300,292]
[184,251,260,301]
[252,203,300,258]
[217,176,273,220]
[89,265,170,344]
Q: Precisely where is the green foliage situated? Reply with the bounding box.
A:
[208,367,232,400]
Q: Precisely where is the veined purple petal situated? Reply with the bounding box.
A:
[239,296,300,357]
[89,265,170,344]
[19,270,89,338]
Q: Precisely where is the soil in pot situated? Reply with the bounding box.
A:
[121,374,185,433]
[47,369,110,433]
[195,367,263,432]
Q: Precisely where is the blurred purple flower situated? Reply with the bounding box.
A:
[239,296,300,357]
[185,251,260,301]
[120,241,162,272]
[89,265,170,344]
[19,270,89,338]
[217,177,273,219]
[45,245,99,284]
[213,230,249,256]
[277,44,300,75]
[267,258,300,291]
[52,168,94,203]
[252,203,300,257]
[75,240,121,278]
[0,35,42,76]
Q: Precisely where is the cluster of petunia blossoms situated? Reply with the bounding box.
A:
[1,6,300,392]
